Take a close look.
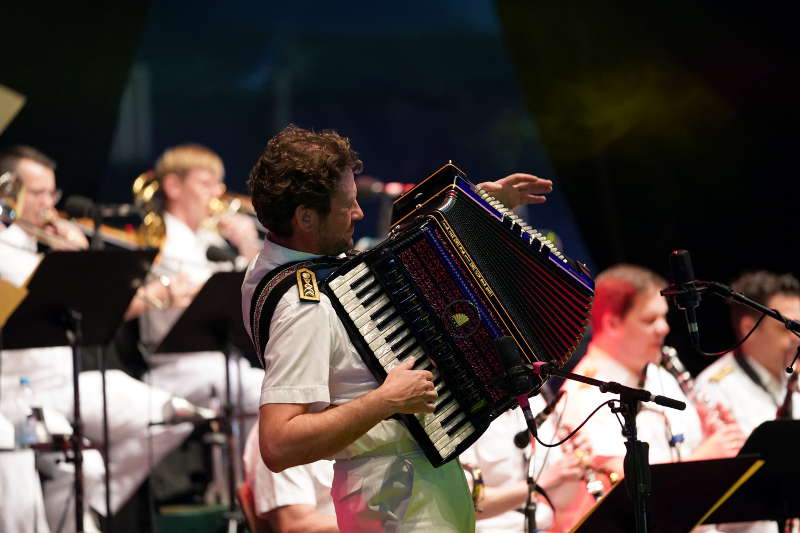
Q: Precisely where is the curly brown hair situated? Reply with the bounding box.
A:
[248,125,363,238]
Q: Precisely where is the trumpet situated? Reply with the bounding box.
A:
[201,190,258,232]
[562,436,618,501]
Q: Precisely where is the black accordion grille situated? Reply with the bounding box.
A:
[436,192,593,366]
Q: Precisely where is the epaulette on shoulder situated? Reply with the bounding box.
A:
[709,364,734,383]
[296,267,321,302]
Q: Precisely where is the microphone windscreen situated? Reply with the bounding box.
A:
[669,249,695,285]
[495,336,522,371]
[206,244,238,263]
[513,429,530,449]
[64,195,95,219]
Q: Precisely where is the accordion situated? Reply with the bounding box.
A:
[322,163,594,466]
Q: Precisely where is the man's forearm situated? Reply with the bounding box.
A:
[476,481,529,520]
[260,389,393,472]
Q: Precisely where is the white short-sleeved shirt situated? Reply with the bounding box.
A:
[696,352,798,437]
[695,360,794,533]
[460,396,562,532]
[241,237,415,459]
[140,213,232,357]
[0,224,42,287]
[0,225,72,393]
[560,345,702,464]
[243,423,334,517]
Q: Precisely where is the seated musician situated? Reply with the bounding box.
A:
[242,124,553,531]
[695,271,800,533]
[135,143,265,434]
[460,393,595,533]
[697,271,800,431]
[559,264,746,524]
[0,145,194,532]
[243,423,339,533]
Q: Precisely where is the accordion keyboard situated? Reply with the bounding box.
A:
[328,261,477,461]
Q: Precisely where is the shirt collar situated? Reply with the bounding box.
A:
[164,211,196,239]
[581,343,642,387]
[258,234,324,271]
[744,355,785,398]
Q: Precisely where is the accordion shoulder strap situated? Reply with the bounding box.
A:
[248,256,347,367]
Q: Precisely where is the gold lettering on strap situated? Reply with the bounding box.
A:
[296,268,320,302]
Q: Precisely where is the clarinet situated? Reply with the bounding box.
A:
[660,345,732,435]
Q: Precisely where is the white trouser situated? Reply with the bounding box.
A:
[0,450,51,533]
[39,370,193,519]
[145,352,264,435]
[331,443,475,533]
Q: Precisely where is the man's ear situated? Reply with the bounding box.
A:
[161,172,181,201]
[293,205,318,233]
[738,314,756,338]
[603,312,623,335]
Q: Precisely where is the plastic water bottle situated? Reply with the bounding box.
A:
[14,377,38,448]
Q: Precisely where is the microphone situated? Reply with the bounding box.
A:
[513,390,565,448]
[495,336,539,439]
[496,336,534,396]
[668,249,702,348]
[206,244,238,264]
[64,195,141,219]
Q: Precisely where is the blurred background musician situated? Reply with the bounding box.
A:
[242,424,338,533]
[0,146,88,262]
[0,145,195,532]
[694,271,800,533]
[137,144,264,434]
[697,271,800,433]
[558,264,746,523]
[459,394,595,533]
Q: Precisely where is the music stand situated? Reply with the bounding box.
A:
[153,271,251,533]
[2,249,156,533]
[571,456,763,533]
[703,420,800,526]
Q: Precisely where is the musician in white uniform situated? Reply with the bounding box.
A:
[243,424,338,532]
[0,146,193,532]
[243,124,553,531]
[696,271,800,533]
[560,265,746,505]
[459,394,596,533]
[137,144,265,424]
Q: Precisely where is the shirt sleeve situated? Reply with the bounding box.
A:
[253,462,321,516]
[259,292,334,407]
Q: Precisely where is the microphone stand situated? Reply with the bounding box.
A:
[86,210,113,530]
[496,337,540,532]
[529,361,686,533]
[514,393,539,533]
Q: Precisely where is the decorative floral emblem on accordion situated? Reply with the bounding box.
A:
[443,299,482,339]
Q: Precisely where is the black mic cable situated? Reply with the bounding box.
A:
[513,390,565,449]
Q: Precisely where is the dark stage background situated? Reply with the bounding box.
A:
[3,1,799,375]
